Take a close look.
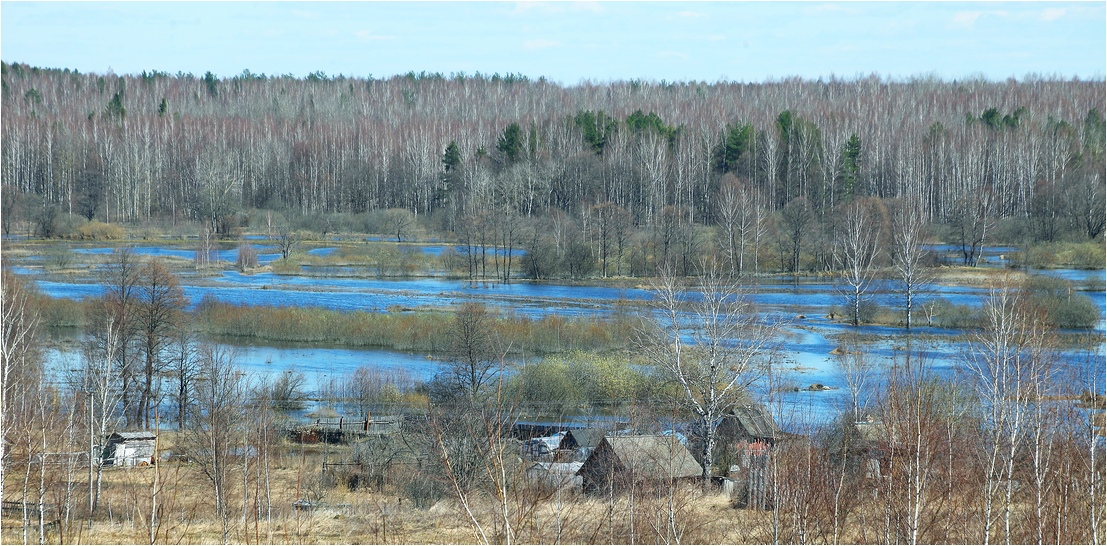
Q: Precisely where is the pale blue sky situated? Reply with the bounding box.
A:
[1,2,1103,84]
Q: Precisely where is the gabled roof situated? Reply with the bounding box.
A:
[562,428,606,450]
[732,404,780,440]
[599,435,702,479]
[109,431,157,441]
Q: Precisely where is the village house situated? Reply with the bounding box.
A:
[577,435,702,494]
[713,404,791,509]
[720,404,786,466]
[103,431,156,466]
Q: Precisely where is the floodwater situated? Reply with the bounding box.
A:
[8,241,1105,425]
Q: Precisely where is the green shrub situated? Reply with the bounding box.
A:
[1018,241,1106,269]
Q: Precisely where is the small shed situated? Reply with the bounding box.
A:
[578,435,702,494]
[104,431,156,466]
[558,428,607,461]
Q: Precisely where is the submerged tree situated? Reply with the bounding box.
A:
[890,196,933,329]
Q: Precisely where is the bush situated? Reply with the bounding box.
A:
[401,472,445,509]
[43,244,74,270]
[919,297,980,329]
[1017,241,1106,270]
[34,206,85,239]
[236,241,259,271]
[1025,276,1101,329]
[76,220,125,240]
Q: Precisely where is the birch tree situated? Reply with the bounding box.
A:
[965,276,1054,545]
[890,196,933,329]
[1,270,41,518]
[834,198,884,326]
[640,263,776,482]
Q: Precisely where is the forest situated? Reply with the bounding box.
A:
[1,63,1105,545]
[1,63,1104,272]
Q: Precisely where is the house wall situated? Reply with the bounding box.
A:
[106,440,155,466]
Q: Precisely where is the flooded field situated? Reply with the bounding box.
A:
[6,240,1105,424]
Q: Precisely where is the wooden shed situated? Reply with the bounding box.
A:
[578,435,702,494]
[104,431,156,466]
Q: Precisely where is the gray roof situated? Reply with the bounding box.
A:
[599,435,703,479]
[732,404,779,440]
[109,431,157,441]
[562,428,606,450]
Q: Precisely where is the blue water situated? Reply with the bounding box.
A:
[44,341,443,393]
[69,244,336,266]
[11,242,1106,427]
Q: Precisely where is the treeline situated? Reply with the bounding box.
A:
[2,63,1104,253]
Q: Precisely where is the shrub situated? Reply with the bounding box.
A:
[1025,276,1101,329]
[34,208,85,239]
[43,244,74,270]
[76,220,125,240]
[401,471,445,509]
[919,297,980,329]
[1018,241,1106,269]
[236,241,259,271]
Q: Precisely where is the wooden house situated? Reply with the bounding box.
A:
[712,403,790,471]
[103,431,156,466]
[715,404,791,510]
[577,435,702,494]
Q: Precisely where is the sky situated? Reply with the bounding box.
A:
[1,2,1104,85]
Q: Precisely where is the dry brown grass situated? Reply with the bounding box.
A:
[3,432,775,545]
[931,266,1028,286]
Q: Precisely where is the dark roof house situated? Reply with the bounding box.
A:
[578,435,703,493]
[727,404,783,443]
[557,427,608,461]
